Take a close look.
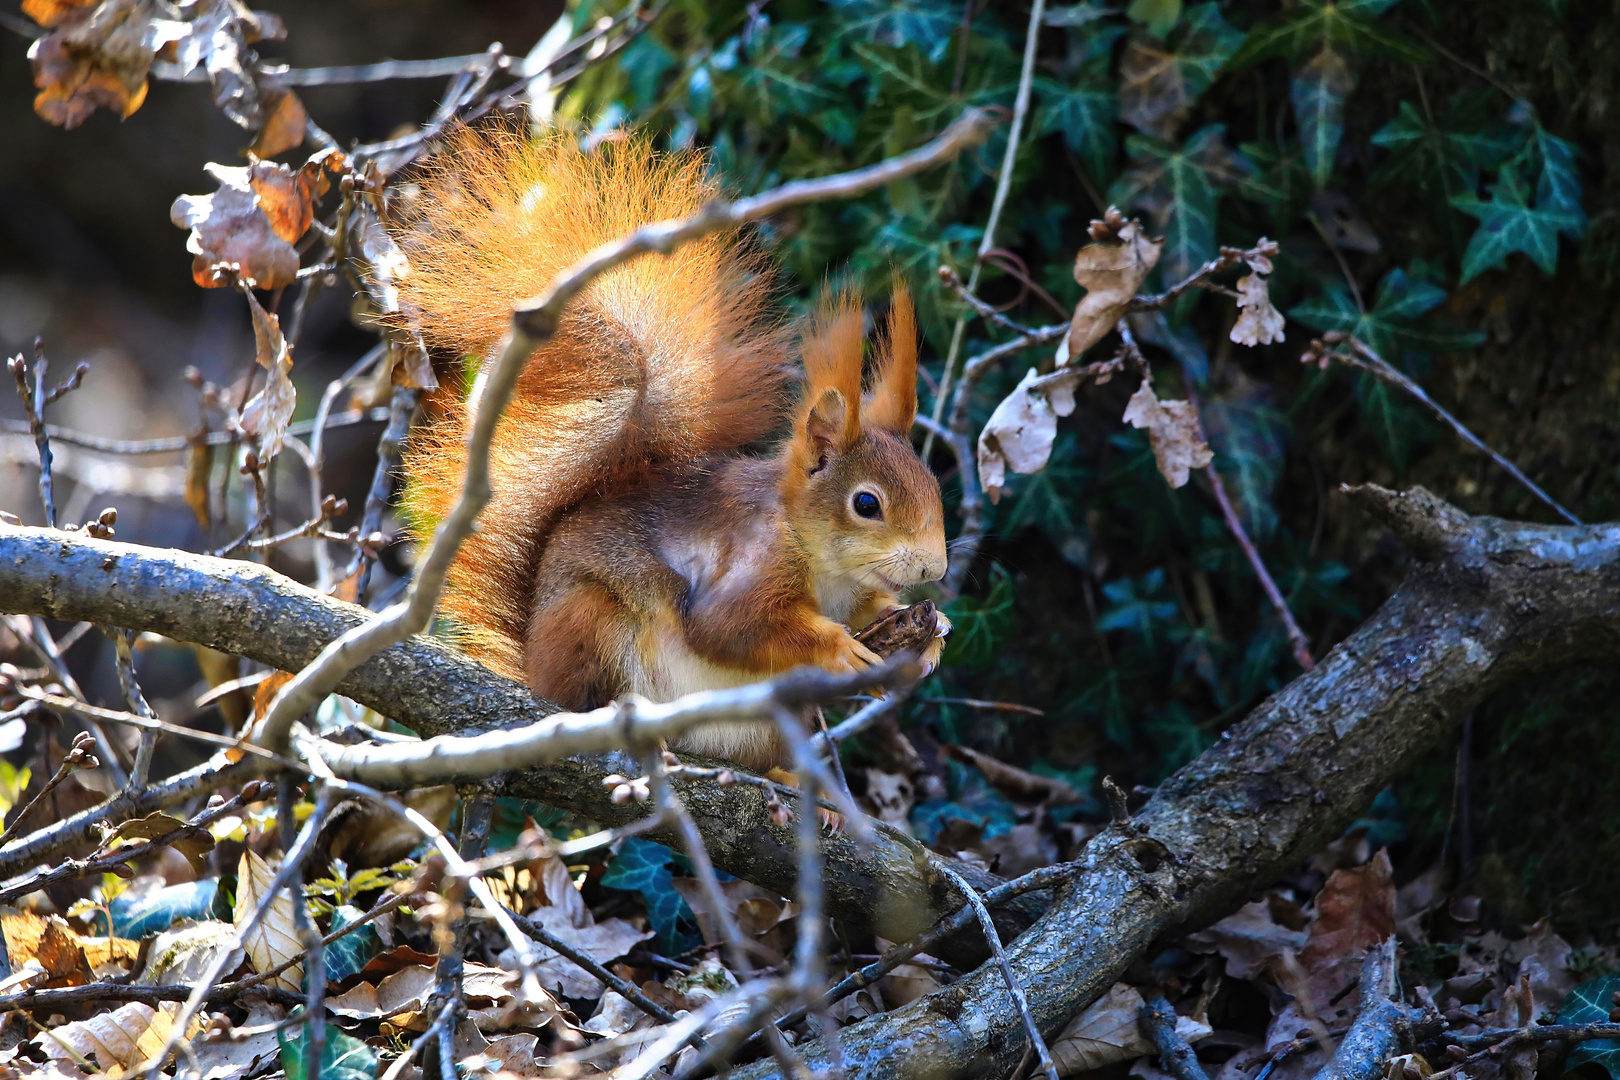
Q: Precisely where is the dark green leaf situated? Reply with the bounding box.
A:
[1289,266,1484,360]
[1225,0,1427,71]
[1097,569,1180,647]
[1126,0,1181,36]
[601,838,697,954]
[1558,976,1620,1079]
[1037,77,1118,181]
[1452,164,1584,281]
[1291,47,1356,186]
[942,565,1016,669]
[1111,125,1251,283]
[324,904,382,984]
[1203,385,1287,541]
[1117,5,1243,138]
[279,1022,377,1080]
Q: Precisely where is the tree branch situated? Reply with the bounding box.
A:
[726,486,1620,1078]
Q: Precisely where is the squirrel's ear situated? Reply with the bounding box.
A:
[804,388,851,463]
[865,278,917,434]
[800,291,864,450]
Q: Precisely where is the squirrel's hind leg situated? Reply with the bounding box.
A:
[525,579,632,711]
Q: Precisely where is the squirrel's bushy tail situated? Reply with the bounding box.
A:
[397,127,790,681]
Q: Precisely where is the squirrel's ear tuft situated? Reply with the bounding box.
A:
[799,290,864,450]
[865,278,917,434]
[804,389,850,460]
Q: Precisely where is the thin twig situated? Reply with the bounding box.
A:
[1323,337,1580,525]
[923,0,1046,460]
[938,865,1058,1080]
[1140,993,1211,1080]
[8,615,129,787]
[508,907,685,1029]
[255,107,996,758]
[0,733,98,853]
[0,406,392,456]
[13,686,298,763]
[0,980,302,1015]
[111,628,158,788]
[1188,389,1315,671]
[350,382,419,603]
[379,1000,457,1080]
[309,346,385,591]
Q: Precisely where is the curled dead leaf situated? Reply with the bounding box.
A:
[354,204,413,315]
[1230,273,1285,347]
[111,811,215,873]
[248,87,307,158]
[28,0,182,129]
[1051,982,1212,1076]
[977,366,1085,502]
[172,165,298,289]
[2,912,93,988]
[239,288,296,461]
[1121,377,1213,488]
[1069,214,1164,360]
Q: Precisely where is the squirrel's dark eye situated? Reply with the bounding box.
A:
[852,491,882,519]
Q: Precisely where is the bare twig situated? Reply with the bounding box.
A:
[0,406,392,456]
[308,346,385,591]
[13,685,297,763]
[1140,993,1212,1080]
[923,0,1047,459]
[313,658,915,789]
[1128,244,1269,311]
[0,732,98,853]
[8,344,87,528]
[111,628,158,787]
[1309,336,1580,525]
[1309,941,1424,1080]
[507,906,684,1027]
[255,107,995,759]
[7,615,129,787]
[939,865,1059,1080]
[1189,390,1314,672]
[350,382,419,603]
[0,980,302,1014]
[380,999,457,1080]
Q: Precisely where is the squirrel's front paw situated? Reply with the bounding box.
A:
[920,611,952,675]
[822,628,882,673]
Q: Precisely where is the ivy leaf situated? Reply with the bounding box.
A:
[1097,569,1180,648]
[600,838,697,955]
[1117,4,1244,139]
[279,1022,377,1080]
[1533,126,1585,219]
[1126,0,1181,36]
[1224,0,1428,70]
[942,564,1016,670]
[1452,163,1584,281]
[1111,125,1253,284]
[1369,97,1518,204]
[1557,976,1620,1079]
[110,879,221,939]
[1289,266,1484,361]
[1037,77,1119,181]
[323,904,382,984]
[1002,432,1092,563]
[1202,381,1287,541]
[826,0,960,63]
[1291,47,1356,185]
[910,760,1019,844]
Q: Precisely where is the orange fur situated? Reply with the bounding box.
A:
[398,128,791,680]
[866,280,918,433]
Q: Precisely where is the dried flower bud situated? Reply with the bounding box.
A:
[106,861,135,879]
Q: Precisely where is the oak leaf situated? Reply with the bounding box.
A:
[1186,896,1308,980]
[1230,273,1285,346]
[2,912,92,987]
[976,366,1086,502]
[248,87,308,158]
[234,848,304,991]
[172,164,299,289]
[1121,377,1213,487]
[28,0,183,129]
[1051,982,1211,1076]
[111,811,216,873]
[1068,215,1164,359]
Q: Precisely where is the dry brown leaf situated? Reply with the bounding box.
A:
[1121,377,1213,488]
[1186,897,1309,980]
[38,1000,198,1077]
[1230,273,1285,347]
[234,849,303,991]
[2,912,91,987]
[479,1032,540,1075]
[81,935,141,977]
[28,0,182,128]
[670,879,793,949]
[390,337,439,392]
[517,908,652,999]
[22,0,98,27]
[1069,217,1164,359]
[184,435,213,530]
[862,769,914,827]
[112,811,215,873]
[328,961,518,1025]
[1118,34,1194,139]
[248,87,307,158]
[170,164,299,289]
[191,1002,283,1080]
[1051,982,1212,1076]
[1507,918,1576,1021]
[1298,849,1396,1002]
[976,366,1085,502]
[239,288,296,461]
[166,0,283,129]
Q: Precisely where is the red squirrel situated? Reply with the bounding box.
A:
[395,128,949,775]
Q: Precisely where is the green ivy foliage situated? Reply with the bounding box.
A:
[559,0,1589,798]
